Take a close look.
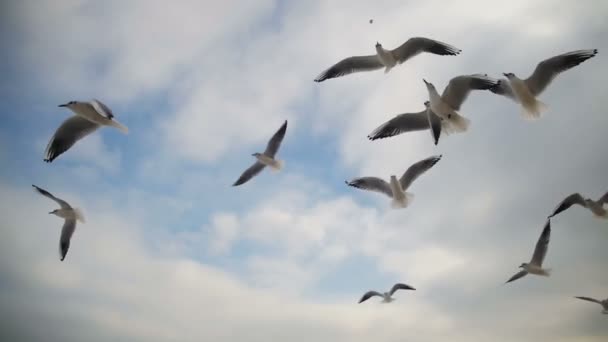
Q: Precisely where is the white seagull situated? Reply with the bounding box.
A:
[505,219,552,284]
[314,37,461,82]
[574,296,608,314]
[367,101,443,145]
[491,49,598,119]
[548,191,608,219]
[359,283,416,303]
[44,99,128,162]
[423,74,498,133]
[233,120,288,186]
[32,185,85,261]
[345,155,441,209]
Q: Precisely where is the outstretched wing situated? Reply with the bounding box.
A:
[314,55,383,82]
[548,193,586,218]
[367,109,429,140]
[263,120,288,158]
[596,191,608,205]
[427,109,442,146]
[59,219,77,261]
[232,162,266,186]
[32,185,71,209]
[44,116,100,162]
[574,296,602,305]
[525,49,598,96]
[358,291,383,303]
[490,79,518,102]
[345,177,393,198]
[391,37,461,63]
[505,270,528,284]
[530,220,551,266]
[399,155,442,191]
[389,283,416,295]
[90,99,115,119]
[441,74,498,110]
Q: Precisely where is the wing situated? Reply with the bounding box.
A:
[44,115,100,163]
[399,155,442,191]
[358,290,383,303]
[391,37,461,63]
[525,49,598,96]
[505,270,528,284]
[530,219,551,266]
[59,219,77,261]
[314,55,383,82]
[389,283,416,295]
[367,109,429,140]
[263,120,288,158]
[232,162,266,187]
[441,74,498,110]
[574,296,602,305]
[597,191,608,205]
[345,177,393,198]
[549,193,586,218]
[490,78,518,102]
[32,184,71,209]
[90,99,115,119]
[427,109,442,145]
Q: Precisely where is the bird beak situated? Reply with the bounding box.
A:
[58,103,68,107]
[423,79,429,85]
[48,211,53,214]
[502,73,509,77]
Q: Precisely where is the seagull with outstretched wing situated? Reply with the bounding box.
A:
[506,219,552,284]
[548,191,608,219]
[359,283,416,303]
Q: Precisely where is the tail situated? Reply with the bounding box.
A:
[445,112,470,133]
[384,66,393,74]
[539,268,551,277]
[108,119,129,134]
[390,193,414,209]
[269,160,284,172]
[521,99,547,120]
[73,208,86,223]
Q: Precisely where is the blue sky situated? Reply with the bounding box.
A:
[1,1,608,341]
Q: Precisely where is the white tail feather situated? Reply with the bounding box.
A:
[539,268,551,276]
[108,119,129,134]
[445,112,470,133]
[269,160,284,172]
[390,193,414,209]
[384,66,393,74]
[73,208,86,223]
[521,99,547,120]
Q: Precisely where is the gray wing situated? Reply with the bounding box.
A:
[427,109,442,145]
[44,115,100,162]
[574,296,602,305]
[548,193,586,218]
[530,219,551,266]
[59,219,76,261]
[263,120,288,158]
[90,99,115,119]
[232,162,266,186]
[358,290,383,303]
[367,109,429,140]
[345,177,393,198]
[314,55,383,82]
[505,270,528,284]
[389,283,416,295]
[597,191,608,205]
[490,78,518,102]
[391,37,461,63]
[525,49,598,96]
[441,74,498,110]
[32,184,71,209]
[399,155,442,191]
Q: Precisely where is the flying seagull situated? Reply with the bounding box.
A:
[548,191,607,219]
[573,296,608,314]
[314,37,461,82]
[359,283,416,303]
[44,99,129,162]
[491,49,598,119]
[505,219,552,284]
[233,120,288,186]
[367,101,443,145]
[32,185,85,261]
[423,74,498,133]
[345,155,441,208]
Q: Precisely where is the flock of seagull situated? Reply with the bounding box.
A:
[31,35,606,313]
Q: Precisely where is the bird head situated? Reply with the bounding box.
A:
[375,42,381,48]
[423,79,435,90]
[252,153,261,157]
[519,263,526,268]
[58,101,77,108]
[502,72,515,79]
[49,209,59,216]
[424,101,430,107]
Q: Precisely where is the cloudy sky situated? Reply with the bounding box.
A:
[1,0,607,341]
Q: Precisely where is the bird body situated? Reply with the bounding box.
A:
[375,43,397,73]
[253,153,283,171]
[389,175,412,209]
[505,219,552,284]
[503,74,547,119]
[59,100,129,134]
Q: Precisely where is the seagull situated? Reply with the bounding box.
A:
[44,99,128,162]
[345,155,441,209]
[574,296,608,314]
[491,49,598,119]
[32,185,85,261]
[358,283,416,303]
[367,101,443,145]
[548,191,607,219]
[233,120,288,186]
[505,219,552,284]
[423,74,498,133]
[314,37,461,82]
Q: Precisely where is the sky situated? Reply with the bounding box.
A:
[0,0,607,341]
